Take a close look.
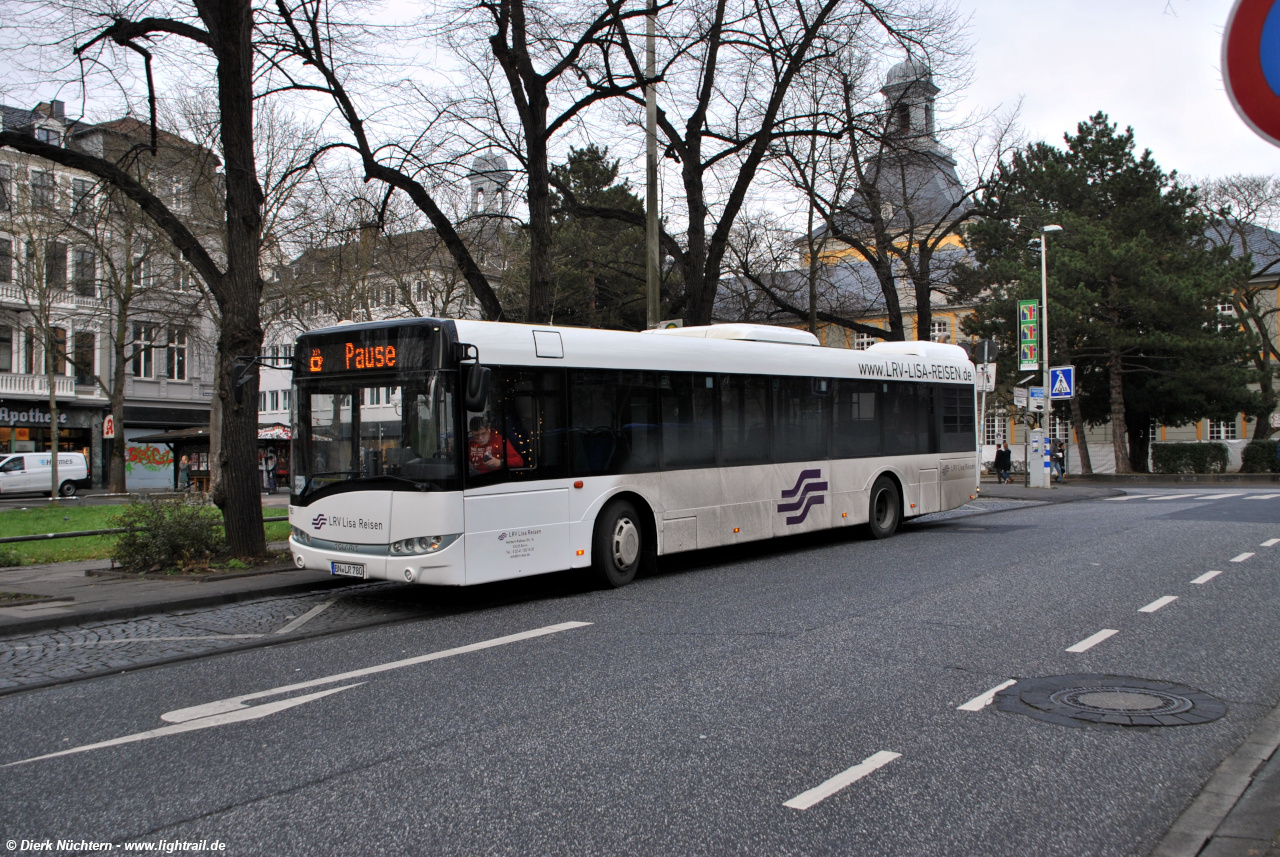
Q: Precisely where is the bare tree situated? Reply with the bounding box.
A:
[1202,174,1280,440]
[0,0,276,555]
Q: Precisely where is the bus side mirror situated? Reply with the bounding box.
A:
[464,365,491,412]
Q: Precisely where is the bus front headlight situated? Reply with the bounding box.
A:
[389,534,459,556]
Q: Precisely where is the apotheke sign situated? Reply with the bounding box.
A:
[0,406,69,425]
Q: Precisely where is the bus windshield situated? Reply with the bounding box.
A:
[292,371,459,500]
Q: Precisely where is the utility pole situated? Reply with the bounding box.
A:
[645,0,660,329]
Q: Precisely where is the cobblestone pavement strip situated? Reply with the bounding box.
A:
[0,581,424,691]
[0,498,1036,692]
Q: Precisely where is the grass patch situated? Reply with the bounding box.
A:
[0,503,289,566]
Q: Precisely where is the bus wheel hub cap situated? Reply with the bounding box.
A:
[613,519,639,567]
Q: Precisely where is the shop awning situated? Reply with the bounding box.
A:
[130,426,211,444]
[258,424,291,440]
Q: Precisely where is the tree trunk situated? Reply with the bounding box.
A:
[109,398,127,493]
[1069,395,1093,474]
[526,125,553,323]
[201,0,265,556]
[1108,348,1131,473]
[1126,411,1151,473]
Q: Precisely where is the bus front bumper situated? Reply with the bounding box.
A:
[288,536,466,586]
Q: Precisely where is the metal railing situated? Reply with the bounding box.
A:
[0,515,288,544]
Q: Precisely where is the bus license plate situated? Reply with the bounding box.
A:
[331,561,366,579]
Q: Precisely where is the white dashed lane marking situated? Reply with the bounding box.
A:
[1106,495,1156,501]
[1196,493,1243,500]
[1231,552,1255,563]
[783,751,901,810]
[1245,494,1280,500]
[1139,596,1179,613]
[1191,570,1223,584]
[957,679,1017,712]
[1066,629,1119,653]
[1261,538,1280,547]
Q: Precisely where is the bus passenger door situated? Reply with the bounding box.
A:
[464,488,571,584]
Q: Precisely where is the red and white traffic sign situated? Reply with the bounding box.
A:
[1223,0,1280,147]
[102,414,115,439]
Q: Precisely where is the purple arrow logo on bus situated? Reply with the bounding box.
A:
[778,469,827,525]
[311,513,327,530]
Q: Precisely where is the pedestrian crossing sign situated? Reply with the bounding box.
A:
[1050,365,1075,400]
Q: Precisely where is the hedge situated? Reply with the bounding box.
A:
[1151,442,1230,474]
[1240,440,1280,473]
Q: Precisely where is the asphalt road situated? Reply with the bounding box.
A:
[0,488,1276,856]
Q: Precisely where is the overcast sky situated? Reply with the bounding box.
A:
[955,0,1277,179]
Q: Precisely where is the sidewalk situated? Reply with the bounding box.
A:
[978,480,1125,503]
[0,555,357,638]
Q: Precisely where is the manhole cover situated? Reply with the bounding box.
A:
[996,675,1226,729]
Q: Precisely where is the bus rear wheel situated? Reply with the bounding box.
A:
[868,476,900,539]
[592,499,645,588]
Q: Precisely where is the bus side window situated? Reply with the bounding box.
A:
[720,375,770,465]
[938,384,976,453]
[833,379,881,458]
[773,376,829,463]
[661,373,716,468]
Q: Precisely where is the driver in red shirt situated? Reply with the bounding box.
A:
[468,416,524,472]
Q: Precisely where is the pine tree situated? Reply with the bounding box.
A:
[546,146,648,330]
[959,113,1257,472]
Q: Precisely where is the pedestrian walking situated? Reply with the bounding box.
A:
[1052,440,1066,483]
[994,442,1012,484]
[178,455,191,491]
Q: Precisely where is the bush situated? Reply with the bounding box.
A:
[1151,442,1230,475]
[0,547,22,568]
[1240,440,1280,473]
[112,498,225,572]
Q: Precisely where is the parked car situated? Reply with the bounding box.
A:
[0,452,91,497]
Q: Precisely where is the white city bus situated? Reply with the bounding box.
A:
[288,319,978,588]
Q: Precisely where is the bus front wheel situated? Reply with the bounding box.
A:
[592,499,645,588]
[868,476,900,539]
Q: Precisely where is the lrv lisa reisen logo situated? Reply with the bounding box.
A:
[778,469,827,525]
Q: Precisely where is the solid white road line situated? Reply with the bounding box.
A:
[1106,495,1155,501]
[1147,495,1200,501]
[957,679,1017,712]
[783,751,901,810]
[1139,596,1179,613]
[1066,629,1119,653]
[4,684,365,768]
[1245,494,1280,500]
[1191,571,1222,584]
[274,600,334,635]
[1261,538,1280,547]
[1196,493,1243,500]
[1231,552,1255,563]
[162,621,593,724]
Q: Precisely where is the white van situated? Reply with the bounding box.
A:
[0,452,90,497]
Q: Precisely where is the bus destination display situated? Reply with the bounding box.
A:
[299,325,433,376]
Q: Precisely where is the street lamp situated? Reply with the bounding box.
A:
[1040,224,1063,488]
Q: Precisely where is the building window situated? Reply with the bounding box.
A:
[269,390,279,411]
[35,127,60,146]
[30,170,55,208]
[0,238,11,283]
[131,323,157,378]
[983,411,1004,446]
[0,327,11,373]
[0,165,11,212]
[259,391,267,412]
[73,331,94,384]
[23,327,35,374]
[132,256,149,287]
[176,265,193,291]
[166,328,187,380]
[72,178,94,225]
[930,318,951,343]
[1049,413,1070,440]
[46,328,67,376]
[72,248,95,297]
[853,329,878,350]
[1208,419,1237,441]
[44,242,66,290]
[282,390,291,411]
